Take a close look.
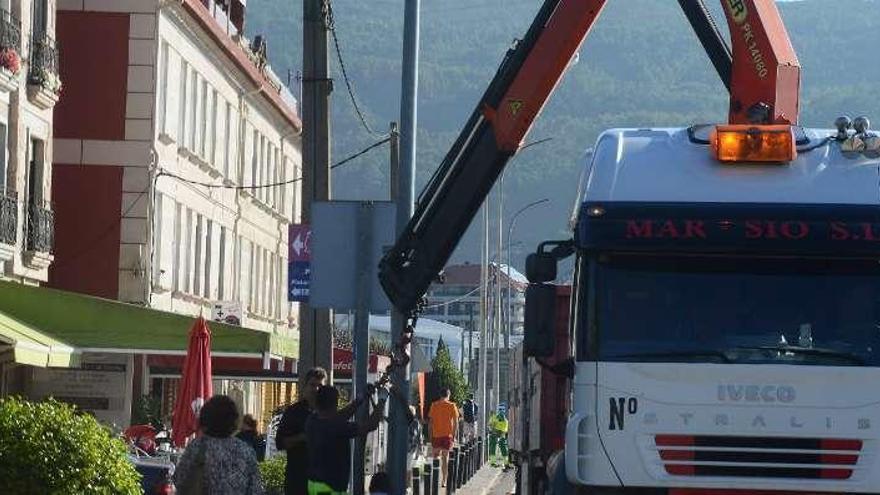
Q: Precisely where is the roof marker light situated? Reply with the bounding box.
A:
[711,125,797,163]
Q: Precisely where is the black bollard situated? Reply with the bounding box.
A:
[467,442,474,479]
[455,445,468,488]
[432,457,441,495]
[412,467,421,495]
[423,464,432,495]
[447,449,458,495]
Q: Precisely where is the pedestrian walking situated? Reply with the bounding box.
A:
[427,388,459,487]
[305,385,386,495]
[276,367,327,495]
[237,414,266,461]
[173,395,264,495]
[488,404,509,468]
[461,393,478,442]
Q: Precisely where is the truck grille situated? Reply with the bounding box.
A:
[655,435,862,480]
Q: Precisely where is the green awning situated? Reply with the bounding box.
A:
[0,311,79,367]
[0,282,297,359]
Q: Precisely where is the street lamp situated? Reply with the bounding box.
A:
[506,198,550,351]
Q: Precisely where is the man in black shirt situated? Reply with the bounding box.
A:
[276,367,327,495]
[306,385,385,494]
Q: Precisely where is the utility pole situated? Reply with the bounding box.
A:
[495,182,503,409]
[389,1,420,492]
[478,203,489,458]
[300,0,334,385]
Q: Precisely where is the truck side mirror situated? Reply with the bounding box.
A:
[526,252,557,283]
[523,283,556,357]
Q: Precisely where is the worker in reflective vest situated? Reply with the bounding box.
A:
[488,404,509,468]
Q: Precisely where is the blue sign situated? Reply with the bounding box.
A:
[289,260,310,302]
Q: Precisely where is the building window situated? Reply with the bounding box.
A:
[188,69,197,150]
[209,90,217,166]
[273,148,281,210]
[173,202,182,291]
[178,61,188,144]
[199,79,207,158]
[204,219,213,298]
[32,0,47,37]
[250,129,258,188]
[218,227,226,299]
[258,136,266,201]
[158,42,169,135]
[267,254,274,318]
[193,214,203,296]
[223,102,232,179]
[184,209,193,293]
[25,137,51,253]
[153,193,164,282]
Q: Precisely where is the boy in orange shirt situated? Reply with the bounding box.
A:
[428,388,459,487]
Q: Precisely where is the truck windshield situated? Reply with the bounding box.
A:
[596,255,880,366]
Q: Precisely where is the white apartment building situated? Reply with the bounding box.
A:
[0,0,61,285]
[48,0,302,423]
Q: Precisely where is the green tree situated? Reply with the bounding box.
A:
[0,396,142,494]
[430,337,468,405]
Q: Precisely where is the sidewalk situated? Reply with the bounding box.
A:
[455,464,505,495]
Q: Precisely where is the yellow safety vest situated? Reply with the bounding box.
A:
[489,415,508,434]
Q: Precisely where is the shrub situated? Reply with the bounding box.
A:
[260,454,287,494]
[0,396,142,494]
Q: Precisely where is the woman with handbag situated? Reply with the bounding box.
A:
[174,395,265,494]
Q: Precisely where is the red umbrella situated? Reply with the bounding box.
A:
[172,316,213,447]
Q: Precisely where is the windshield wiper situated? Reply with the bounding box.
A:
[610,350,734,363]
[734,345,865,365]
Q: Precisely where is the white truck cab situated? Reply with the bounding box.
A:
[555,124,880,493]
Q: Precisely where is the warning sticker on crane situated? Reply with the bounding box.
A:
[508,99,523,116]
[725,0,748,25]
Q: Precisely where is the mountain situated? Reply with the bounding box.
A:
[247,0,880,271]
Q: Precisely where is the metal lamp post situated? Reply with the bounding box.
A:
[506,198,550,351]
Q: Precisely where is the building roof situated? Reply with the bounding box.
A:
[438,263,527,289]
[181,0,302,131]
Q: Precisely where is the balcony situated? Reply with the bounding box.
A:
[0,10,21,92]
[24,202,53,269]
[0,191,16,262]
[26,34,59,109]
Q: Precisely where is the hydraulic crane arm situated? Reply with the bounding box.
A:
[379,0,801,314]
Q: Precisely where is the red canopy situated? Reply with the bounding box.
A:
[172,317,213,447]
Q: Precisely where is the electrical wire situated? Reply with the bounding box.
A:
[52,137,389,269]
[327,1,389,139]
[421,285,482,309]
[158,137,391,190]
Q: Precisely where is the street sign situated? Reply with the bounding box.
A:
[288,224,311,302]
[310,201,395,311]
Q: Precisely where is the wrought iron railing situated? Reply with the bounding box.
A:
[0,10,21,52]
[27,34,58,87]
[0,191,16,245]
[25,202,52,252]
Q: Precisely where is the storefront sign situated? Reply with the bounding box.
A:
[27,352,133,428]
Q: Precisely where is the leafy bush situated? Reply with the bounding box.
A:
[260,454,287,495]
[0,396,142,494]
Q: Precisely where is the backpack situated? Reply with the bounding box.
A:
[462,400,477,423]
